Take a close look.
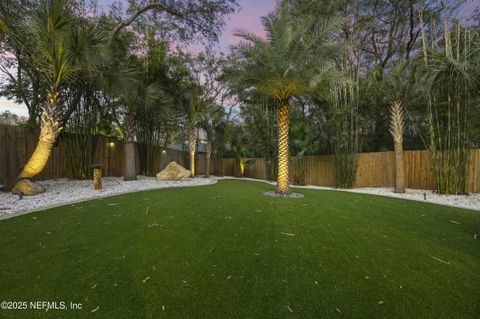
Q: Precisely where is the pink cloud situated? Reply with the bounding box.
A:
[220,0,275,49]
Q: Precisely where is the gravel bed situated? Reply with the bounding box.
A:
[0,176,216,219]
[1,176,478,220]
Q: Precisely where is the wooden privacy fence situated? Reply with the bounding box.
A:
[1,124,479,193]
[242,150,480,193]
[0,125,230,186]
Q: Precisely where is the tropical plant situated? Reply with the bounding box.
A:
[116,80,163,180]
[1,0,111,192]
[371,62,414,193]
[389,101,406,193]
[418,14,479,194]
[231,1,344,194]
[290,120,317,185]
[198,103,226,177]
[331,81,359,188]
[178,84,208,177]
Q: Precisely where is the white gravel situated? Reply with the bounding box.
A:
[217,177,480,212]
[1,176,478,220]
[0,176,216,219]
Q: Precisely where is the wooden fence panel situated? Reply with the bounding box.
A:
[355,152,395,188]
[0,124,479,193]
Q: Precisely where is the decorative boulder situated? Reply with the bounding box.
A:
[12,179,46,196]
[156,162,191,181]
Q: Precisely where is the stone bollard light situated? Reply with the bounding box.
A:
[90,164,105,190]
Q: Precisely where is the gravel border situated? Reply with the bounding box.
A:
[263,191,304,198]
[1,176,478,221]
[0,176,217,220]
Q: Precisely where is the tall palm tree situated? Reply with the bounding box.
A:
[181,85,208,177]
[198,103,225,177]
[371,62,413,193]
[231,1,343,195]
[2,0,110,192]
[118,81,163,181]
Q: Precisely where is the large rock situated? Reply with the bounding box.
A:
[12,179,46,196]
[156,162,191,181]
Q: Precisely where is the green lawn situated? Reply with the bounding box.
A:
[0,180,479,319]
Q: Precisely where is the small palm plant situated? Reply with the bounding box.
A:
[231,1,343,195]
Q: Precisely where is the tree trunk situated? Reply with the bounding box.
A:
[123,112,137,181]
[205,142,211,178]
[124,141,137,181]
[389,101,405,193]
[276,101,290,194]
[18,89,62,179]
[394,140,405,193]
[188,128,196,177]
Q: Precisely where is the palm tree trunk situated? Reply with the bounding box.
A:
[389,101,405,193]
[394,139,405,193]
[123,112,137,181]
[205,141,211,178]
[18,90,62,179]
[188,128,196,177]
[276,101,290,194]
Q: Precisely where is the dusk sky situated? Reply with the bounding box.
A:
[0,0,277,116]
[96,0,276,51]
[1,0,479,116]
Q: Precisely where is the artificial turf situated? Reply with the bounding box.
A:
[0,179,479,319]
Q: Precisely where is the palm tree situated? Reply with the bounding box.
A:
[389,101,406,193]
[2,0,110,193]
[180,85,208,177]
[198,103,225,177]
[118,81,163,180]
[231,2,343,195]
[371,62,413,193]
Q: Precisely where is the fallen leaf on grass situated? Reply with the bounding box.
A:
[227,275,232,280]
[162,305,166,311]
[91,306,100,313]
[143,276,151,283]
[336,308,342,314]
[377,300,384,305]
[281,232,295,237]
[314,281,319,285]
[91,283,97,289]
[287,305,293,313]
[429,255,450,264]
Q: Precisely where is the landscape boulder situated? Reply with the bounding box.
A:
[156,162,191,181]
[12,179,46,196]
